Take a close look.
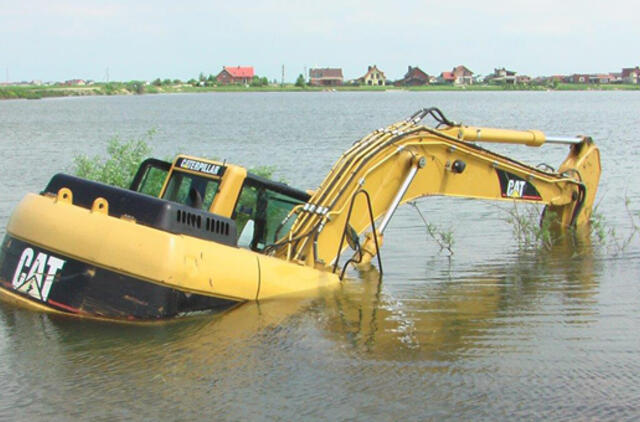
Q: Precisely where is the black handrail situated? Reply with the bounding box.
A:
[332,189,383,280]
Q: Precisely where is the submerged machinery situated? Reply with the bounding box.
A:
[0,108,601,321]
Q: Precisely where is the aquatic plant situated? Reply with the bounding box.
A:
[408,201,455,256]
[606,197,640,253]
[500,197,639,253]
[501,203,557,251]
[589,203,612,246]
[73,130,155,188]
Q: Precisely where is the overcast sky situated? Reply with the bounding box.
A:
[1,0,639,82]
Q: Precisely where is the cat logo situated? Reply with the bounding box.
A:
[496,169,542,201]
[506,179,526,198]
[11,247,66,302]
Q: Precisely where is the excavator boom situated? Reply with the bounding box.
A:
[274,108,601,270]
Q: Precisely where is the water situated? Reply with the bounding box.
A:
[0,92,639,421]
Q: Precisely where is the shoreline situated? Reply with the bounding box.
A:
[2,82,639,100]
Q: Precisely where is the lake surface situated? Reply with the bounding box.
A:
[0,91,639,421]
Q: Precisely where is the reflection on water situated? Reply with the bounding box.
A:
[317,235,601,362]
[0,236,615,421]
[0,92,639,420]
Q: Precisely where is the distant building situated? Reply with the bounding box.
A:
[437,71,455,84]
[610,73,623,84]
[309,68,343,86]
[216,66,255,85]
[485,68,517,84]
[535,75,564,85]
[64,79,86,86]
[452,65,474,85]
[591,74,612,84]
[395,66,430,86]
[570,74,590,84]
[622,67,640,84]
[357,65,386,86]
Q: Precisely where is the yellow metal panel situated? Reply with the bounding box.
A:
[7,194,260,301]
[256,254,340,300]
[6,193,341,302]
[211,165,246,217]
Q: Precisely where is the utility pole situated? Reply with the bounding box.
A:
[281,64,284,86]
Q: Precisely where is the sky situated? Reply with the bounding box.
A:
[1,0,639,83]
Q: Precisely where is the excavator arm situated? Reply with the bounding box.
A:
[272,108,601,271]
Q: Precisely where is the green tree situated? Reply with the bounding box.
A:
[295,74,306,88]
[152,78,162,86]
[128,81,145,94]
[103,82,115,95]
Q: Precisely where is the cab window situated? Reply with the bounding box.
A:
[162,171,220,211]
[130,158,171,197]
[233,178,308,251]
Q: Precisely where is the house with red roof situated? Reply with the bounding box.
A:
[216,66,255,85]
[395,66,430,86]
[622,67,640,84]
[309,68,343,86]
[452,65,474,85]
[437,71,455,84]
[438,65,473,85]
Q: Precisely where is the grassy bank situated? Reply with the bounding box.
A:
[2,82,639,100]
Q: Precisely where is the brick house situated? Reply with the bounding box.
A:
[395,66,430,86]
[357,65,386,86]
[309,68,343,86]
[571,74,590,84]
[452,65,473,85]
[622,67,640,84]
[216,66,255,85]
[516,75,531,84]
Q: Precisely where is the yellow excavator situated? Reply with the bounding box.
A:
[0,108,601,321]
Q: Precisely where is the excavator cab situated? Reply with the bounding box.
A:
[130,155,309,250]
